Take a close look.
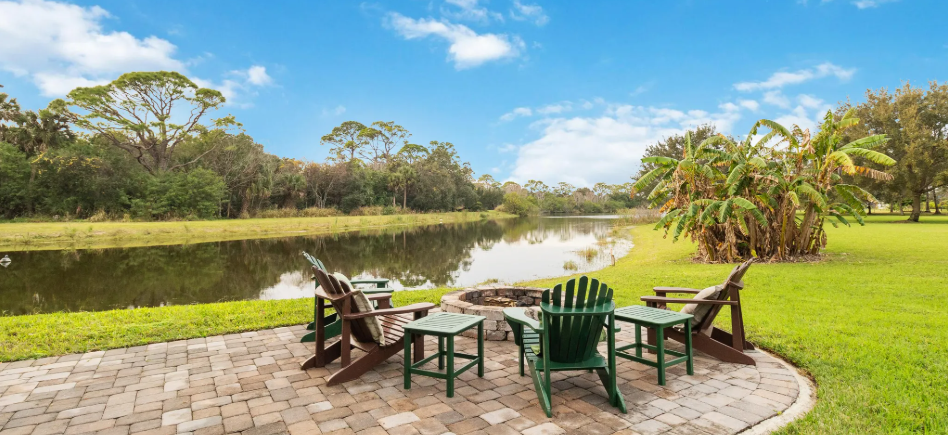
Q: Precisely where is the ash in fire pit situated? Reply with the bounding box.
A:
[440,286,545,340]
[483,296,523,307]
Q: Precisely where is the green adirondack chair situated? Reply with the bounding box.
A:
[300,252,395,343]
[504,276,627,417]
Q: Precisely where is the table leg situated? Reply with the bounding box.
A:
[685,321,694,376]
[446,335,455,398]
[634,323,642,358]
[403,332,412,390]
[656,327,666,386]
[438,337,444,370]
[477,323,484,378]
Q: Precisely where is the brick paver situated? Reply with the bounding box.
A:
[0,321,801,434]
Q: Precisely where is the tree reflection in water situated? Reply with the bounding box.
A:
[0,216,630,315]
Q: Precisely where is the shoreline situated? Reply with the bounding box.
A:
[0,211,514,252]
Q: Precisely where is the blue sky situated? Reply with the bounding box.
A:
[1,0,945,186]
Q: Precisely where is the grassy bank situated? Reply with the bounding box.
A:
[1,215,944,433]
[525,214,947,434]
[0,288,449,362]
[0,211,513,252]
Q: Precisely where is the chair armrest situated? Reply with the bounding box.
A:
[653,287,702,294]
[365,293,393,301]
[640,296,736,306]
[343,303,435,319]
[503,308,543,333]
[350,278,390,288]
[362,288,395,295]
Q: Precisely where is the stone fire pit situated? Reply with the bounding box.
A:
[440,286,545,340]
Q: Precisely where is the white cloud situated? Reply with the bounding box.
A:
[719,102,740,112]
[509,103,745,186]
[386,12,523,69]
[629,83,653,97]
[0,0,183,96]
[509,0,549,26]
[536,102,572,115]
[245,65,272,86]
[734,62,855,92]
[763,90,791,109]
[441,0,503,24]
[797,94,824,109]
[497,143,517,153]
[499,107,532,122]
[738,99,760,111]
[0,0,271,104]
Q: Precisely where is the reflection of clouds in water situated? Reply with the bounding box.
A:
[258,271,313,300]
[380,219,633,290]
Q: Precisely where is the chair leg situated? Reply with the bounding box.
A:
[527,358,552,418]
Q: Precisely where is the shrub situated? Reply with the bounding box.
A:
[349,206,384,216]
[382,205,397,215]
[500,192,538,217]
[131,169,225,220]
[299,207,341,217]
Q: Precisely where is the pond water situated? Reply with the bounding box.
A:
[0,215,632,315]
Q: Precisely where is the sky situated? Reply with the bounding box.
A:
[1,0,945,187]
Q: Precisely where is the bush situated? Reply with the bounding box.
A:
[349,206,384,216]
[580,201,604,214]
[131,169,225,220]
[299,207,341,217]
[500,192,538,217]
[382,205,397,215]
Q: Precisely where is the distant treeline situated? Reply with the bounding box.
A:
[0,72,635,221]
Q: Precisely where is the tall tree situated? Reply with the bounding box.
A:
[321,121,368,162]
[850,82,948,222]
[66,71,235,174]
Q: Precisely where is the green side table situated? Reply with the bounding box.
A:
[614,305,694,385]
[403,312,486,398]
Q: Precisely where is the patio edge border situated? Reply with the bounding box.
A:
[741,349,817,435]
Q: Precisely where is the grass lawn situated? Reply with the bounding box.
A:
[0,211,511,252]
[526,214,948,434]
[1,214,944,433]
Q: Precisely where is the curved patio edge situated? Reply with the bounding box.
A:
[741,349,817,434]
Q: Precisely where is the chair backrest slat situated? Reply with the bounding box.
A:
[543,276,614,364]
[313,267,376,343]
[698,258,754,332]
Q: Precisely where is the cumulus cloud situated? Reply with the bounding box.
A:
[852,0,898,8]
[509,0,549,26]
[738,100,760,111]
[797,94,824,109]
[763,90,791,109]
[0,0,183,96]
[0,0,272,103]
[734,62,855,92]
[386,12,523,69]
[245,65,272,86]
[508,103,746,186]
[499,107,532,122]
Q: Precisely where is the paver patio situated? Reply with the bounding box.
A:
[0,321,803,435]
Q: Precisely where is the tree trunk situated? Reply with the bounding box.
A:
[240,189,251,217]
[867,201,872,215]
[935,190,942,215]
[909,193,922,222]
[925,191,931,212]
[403,188,407,210]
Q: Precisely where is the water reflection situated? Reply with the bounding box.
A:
[0,216,631,315]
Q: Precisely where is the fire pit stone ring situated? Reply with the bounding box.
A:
[440,286,546,341]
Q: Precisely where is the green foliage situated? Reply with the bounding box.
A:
[634,114,896,262]
[501,192,539,216]
[0,142,30,217]
[130,169,225,219]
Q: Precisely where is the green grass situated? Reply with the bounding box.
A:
[1,214,944,433]
[525,214,948,434]
[0,288,451,362]
[0,211,512,252]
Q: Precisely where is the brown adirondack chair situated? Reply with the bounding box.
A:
[300,267,435,385]
[640,258,756,365]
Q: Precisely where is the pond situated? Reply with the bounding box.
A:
[0,215,632,315]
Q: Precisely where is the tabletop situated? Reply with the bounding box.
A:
[615,305,693,328]
[404,312,486,336]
